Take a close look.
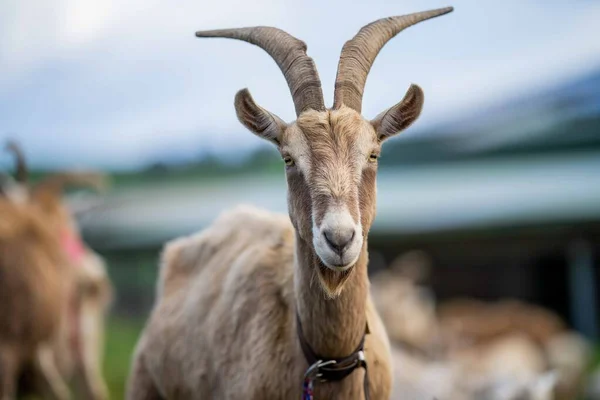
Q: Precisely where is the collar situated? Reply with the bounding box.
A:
[296,313,370,400]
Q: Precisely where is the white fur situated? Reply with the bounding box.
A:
[312,204,362,270]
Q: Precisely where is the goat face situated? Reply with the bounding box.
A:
[235,88,423,295]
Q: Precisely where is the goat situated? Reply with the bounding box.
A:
[438,298,591,400]
[127,7,454,400]
[30,173,113,400]
[437,298,567,349]
[388,336,557,400]
[0,194,73,400]
[372,251,589,400]
[1,142,112,400]
[371,250,441,358]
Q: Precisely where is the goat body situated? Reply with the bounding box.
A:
[0,200,74,400]
[1,145,112,400]
[129,206,391,399]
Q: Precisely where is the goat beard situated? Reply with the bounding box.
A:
[316,260,353,298]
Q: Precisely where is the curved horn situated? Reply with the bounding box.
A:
[32,172,109,196]
[5,140,29,184]
[333,7,454,112]
[195,27,325,115]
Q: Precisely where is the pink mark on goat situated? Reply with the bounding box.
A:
[61,229,86,264]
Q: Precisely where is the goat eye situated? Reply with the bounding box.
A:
[368,153,379,162]
[283,156,295,167]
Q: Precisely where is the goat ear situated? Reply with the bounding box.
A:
[234,89,287,145]
[371,84,424,141]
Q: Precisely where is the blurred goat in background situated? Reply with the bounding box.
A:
[0,179,72,400]
[0,141,112,400]
[371,250,592,400]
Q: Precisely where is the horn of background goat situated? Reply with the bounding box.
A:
[333,7,454,113]
[195,27,325,115]
[32,172,109,196]
[5,140,29,184]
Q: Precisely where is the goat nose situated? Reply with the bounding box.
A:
[323,228,355,254]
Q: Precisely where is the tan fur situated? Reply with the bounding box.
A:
[26,175,112,400]
[437,298,567,349]
[0,199,73,400]
[371,273,439,356]
[374,278,556,399]
[391,339,558,400]
[0,165,112,400]
[129,206,391,399]
[49,249,112,400]
[371,254,588,400]
[129,105,394,400]
[542,331,591,400]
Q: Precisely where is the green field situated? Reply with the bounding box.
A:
[103,317,145,399]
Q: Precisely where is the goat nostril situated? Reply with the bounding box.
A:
[323,231,341,252]
[323,229,355,254]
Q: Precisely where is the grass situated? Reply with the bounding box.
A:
[591,344,600,371]
[103,317,145,399]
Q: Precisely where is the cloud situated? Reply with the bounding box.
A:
[1,0,599,169]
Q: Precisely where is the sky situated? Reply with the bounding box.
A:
[1,0,600,171]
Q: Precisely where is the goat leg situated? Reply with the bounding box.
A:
[71,293,109,400]
[34,344,71,400]
[0,344,18,400]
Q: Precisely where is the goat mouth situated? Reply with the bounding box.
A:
[316,260,353,297]
[315,248,360,272]
[327,262,353,271]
